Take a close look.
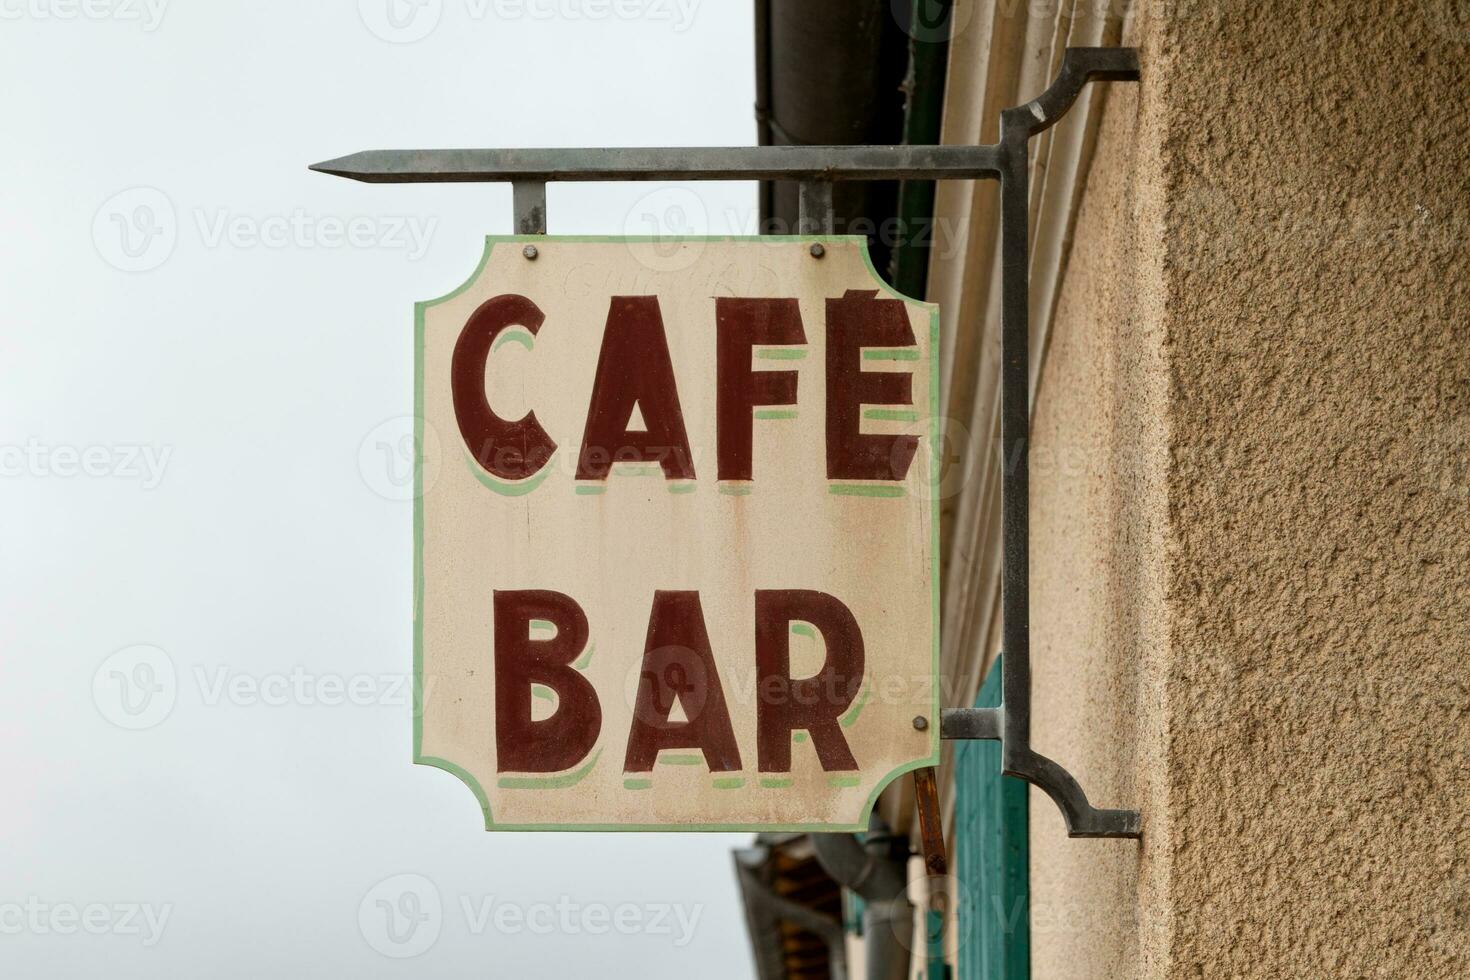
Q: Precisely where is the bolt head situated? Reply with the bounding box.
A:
[522,244,539,260]
[809,243,826,259]
[912,715,929,731]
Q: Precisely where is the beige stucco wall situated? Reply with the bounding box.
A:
[1028,1,1470,977]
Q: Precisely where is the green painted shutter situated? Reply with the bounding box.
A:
[843,890,865,937]
[927,907,953,979]
[954,656,1029,979]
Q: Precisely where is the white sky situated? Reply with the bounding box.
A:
[0,1,762,975]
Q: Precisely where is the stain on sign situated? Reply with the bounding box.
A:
[414,237,938,830]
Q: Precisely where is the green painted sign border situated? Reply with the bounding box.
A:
[412,235,941,832]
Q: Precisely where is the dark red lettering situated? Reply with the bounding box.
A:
[452,294,557,480]
[623,591,741,772]
[755,589,864,772]
[826,289,919,480]
[494,590,601,772]
[576,296,695,480]
[715,298,805,481]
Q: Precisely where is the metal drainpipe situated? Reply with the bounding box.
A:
[810,818,914,980]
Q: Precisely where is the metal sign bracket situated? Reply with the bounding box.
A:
[311,46,1142,840]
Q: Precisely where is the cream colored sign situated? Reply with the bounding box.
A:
[414,236,938,830]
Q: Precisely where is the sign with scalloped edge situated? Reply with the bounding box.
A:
[413,236,938,830]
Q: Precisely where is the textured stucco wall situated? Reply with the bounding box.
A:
[1028,2,1470,977]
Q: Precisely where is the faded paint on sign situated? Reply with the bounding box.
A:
[415,237,939,830]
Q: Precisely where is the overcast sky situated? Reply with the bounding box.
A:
[0,2,762,975]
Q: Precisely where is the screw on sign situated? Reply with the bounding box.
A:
[413,237,939,830]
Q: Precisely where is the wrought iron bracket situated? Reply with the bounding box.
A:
[985,46,1144,840]
[310,46,1142,841]
[940,703,1139,839]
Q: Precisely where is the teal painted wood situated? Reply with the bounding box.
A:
[927,908,953,979]
[843,890,866,937]
[955,656,1029,979]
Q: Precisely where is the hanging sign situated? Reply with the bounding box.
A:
[413,236,938,830]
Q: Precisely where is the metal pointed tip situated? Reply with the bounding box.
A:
[308,155,359,179]
[308,151,414,183]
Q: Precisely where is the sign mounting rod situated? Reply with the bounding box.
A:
[309,143,1007,183]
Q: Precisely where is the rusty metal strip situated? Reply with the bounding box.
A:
[913,767,948,877]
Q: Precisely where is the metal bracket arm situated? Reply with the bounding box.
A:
[939,707,1003,741]
[994,47,1143,840]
